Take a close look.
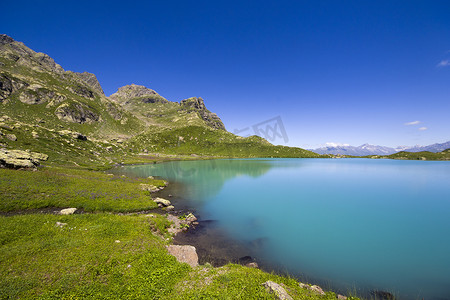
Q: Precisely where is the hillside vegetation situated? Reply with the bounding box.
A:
[0,34,320,168]
[367,149,450,161]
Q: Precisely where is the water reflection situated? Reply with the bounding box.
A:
[114,159,282,204]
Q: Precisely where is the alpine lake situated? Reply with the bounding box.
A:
[112,158,450,300]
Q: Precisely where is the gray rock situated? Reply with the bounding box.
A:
[109,84,168,104]
[338,294,348,300]
[58,130,87,141]
[55,221,67,227]
[166,245,199,268]
[154,197,171,207]
[165,205,175,211]
[299,283,325,295]
[33,52,64,73]
[180,97,226,130]
[262,281,293,300]
[0,34,15,44]
[6,134,16,141]
[55,102,100,124]
[69,85,95,99]
[0,74,28,102]
[0,148,48,169]
[60,208,77,215]
[73,72,104,95]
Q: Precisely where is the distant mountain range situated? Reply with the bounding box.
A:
[311,141,450,156]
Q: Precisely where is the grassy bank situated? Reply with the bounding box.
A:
[0,166,356,299]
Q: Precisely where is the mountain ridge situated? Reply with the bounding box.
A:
[311,141,450,156]
[0,33,320,167]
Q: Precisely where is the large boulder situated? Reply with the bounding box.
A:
[166,245,199,268]
[0,148,48,169]
[262,281,293,300]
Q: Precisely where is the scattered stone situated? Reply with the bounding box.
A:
[60,208,77,215]
[184,213,197,223]
[56,222,67,227]
[6,134,17,141]
[58,130,87,140]
[299,283,325,295]
[262,281,293,300]
[165,205,175,211]
[337,294,348,300]
[246,262,259,268]
[154,197,171,207]
[166,245,199,268]
[115,240,121,243]
[140,183,160,192]
[0,123,13,131]
[31,131,39,138]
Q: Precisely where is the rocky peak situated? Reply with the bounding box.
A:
[109,84,168,104]
[180,97,225,130]
[110,84,158,99]
[180,97,206,110]
[73,72,104,95]
[0,34,14,45]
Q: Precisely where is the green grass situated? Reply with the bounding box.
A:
[367,149,450,161]
[128,125,321,158]
[0,167,166,212]
[0,213,190,299]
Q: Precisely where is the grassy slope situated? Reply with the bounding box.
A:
[367,149,450,161]
[0,167,354,299]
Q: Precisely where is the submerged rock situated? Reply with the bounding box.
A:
[166,245,199,268]
[262,281,293,300]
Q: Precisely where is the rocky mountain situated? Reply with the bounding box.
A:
[312,144,399,156]
[403,141,450,153]
[312,141,450,156]
[0,34,319,167]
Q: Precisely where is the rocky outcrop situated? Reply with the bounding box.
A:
[0,34,14,45]
[109,84,168,105]
[166,245,199,268]
[180,97,225,130]
[0,148,48,169]
[69,85,95,99]
[55,102,100,124]
[0,73,29,102]
[33,52,64,73]
[262,281,293,300]
[74,72,104,95]
[18,84,65,105]
[58,130,87,140]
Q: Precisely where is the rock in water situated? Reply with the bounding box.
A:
[166,245,199,268]
[262,281,293,300]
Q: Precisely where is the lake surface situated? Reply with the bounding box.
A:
[114,158,450,299]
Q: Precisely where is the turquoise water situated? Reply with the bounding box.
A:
[115,159,450,299]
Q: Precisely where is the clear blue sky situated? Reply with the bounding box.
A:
[3,0,450,148]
